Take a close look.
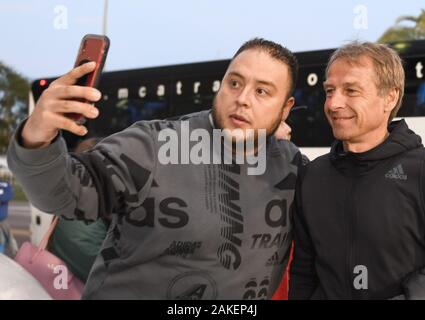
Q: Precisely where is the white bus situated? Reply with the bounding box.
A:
[27,40,425,244]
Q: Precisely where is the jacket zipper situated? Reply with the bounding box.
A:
[346,177,356,299]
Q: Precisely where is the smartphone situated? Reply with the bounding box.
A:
[68,34,110,124]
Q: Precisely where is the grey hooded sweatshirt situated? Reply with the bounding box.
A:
[7,110,303,299]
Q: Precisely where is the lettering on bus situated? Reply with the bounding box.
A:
[118,88,129,99]
[416,61,423,79]
[115,80,222,100]
[307,73,318,86]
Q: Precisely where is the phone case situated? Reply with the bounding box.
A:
[69,34,110,124]
[74,34,110,88]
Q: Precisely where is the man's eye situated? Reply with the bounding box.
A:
[347,88,359,95]
[256,88,267,96]
[230,80,240,88]
[325,88,334,95]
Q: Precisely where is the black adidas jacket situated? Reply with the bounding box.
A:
[289,120,425,299]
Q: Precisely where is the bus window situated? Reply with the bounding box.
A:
[287,62,333,147]
[169,76,219,117]
[398,57,425,117]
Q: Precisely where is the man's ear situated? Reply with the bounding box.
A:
[282,97,295,121]
[384,88,400,114]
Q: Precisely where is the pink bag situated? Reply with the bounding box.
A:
[14,216,85,300]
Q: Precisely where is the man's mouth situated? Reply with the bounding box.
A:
[229,114,250,125]
[332,116,355,121]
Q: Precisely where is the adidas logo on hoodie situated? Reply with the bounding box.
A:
[385,164,407,180]
[266,251,280,266]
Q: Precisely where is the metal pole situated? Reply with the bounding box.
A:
[102,0,108,36]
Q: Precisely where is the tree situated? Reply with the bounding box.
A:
[379,9,425,43]
[0,62,30,154]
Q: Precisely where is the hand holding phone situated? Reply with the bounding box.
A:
[21,35,110,149]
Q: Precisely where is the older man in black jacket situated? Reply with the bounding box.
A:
[289,41,425,300]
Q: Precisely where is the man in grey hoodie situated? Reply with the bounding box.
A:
[7,38,304,299]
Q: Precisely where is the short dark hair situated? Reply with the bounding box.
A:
[232,38,298,98]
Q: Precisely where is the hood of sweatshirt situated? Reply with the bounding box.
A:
[329,120,423,175]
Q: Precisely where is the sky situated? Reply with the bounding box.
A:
[0,0,424,81]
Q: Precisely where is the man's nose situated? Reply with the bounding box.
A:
[325,91,346,112]
[236,87,251,108]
